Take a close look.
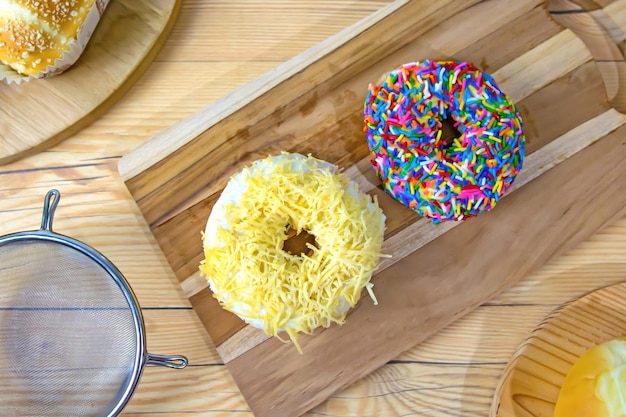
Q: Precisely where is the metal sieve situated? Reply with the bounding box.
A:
[0,189,188,416]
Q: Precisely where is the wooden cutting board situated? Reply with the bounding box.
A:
[0,0,181,166]
[490,281,626,417]
[119,0,626,416]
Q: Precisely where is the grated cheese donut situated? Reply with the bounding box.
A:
[199,153,386,353]
[364,60,525,223]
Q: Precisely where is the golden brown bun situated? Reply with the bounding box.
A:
[0,0,94,75]
[554,337,626,417]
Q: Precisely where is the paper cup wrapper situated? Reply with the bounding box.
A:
[0,0,111,85]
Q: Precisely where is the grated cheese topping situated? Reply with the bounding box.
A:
[200,153,386,353]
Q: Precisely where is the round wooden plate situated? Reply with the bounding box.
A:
[0,0,181,165]
[490,281,626,417]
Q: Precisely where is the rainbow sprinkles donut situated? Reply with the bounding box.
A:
[364,60,525,223]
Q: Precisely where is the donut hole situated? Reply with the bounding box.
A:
[440,115,462,149]
[283,226,318,257]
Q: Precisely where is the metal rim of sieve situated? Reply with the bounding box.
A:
[0,189,188,417]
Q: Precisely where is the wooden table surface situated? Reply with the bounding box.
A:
[1,1,625,416]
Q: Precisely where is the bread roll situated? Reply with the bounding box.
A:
[0,0,95,75]
[554,337,626,417]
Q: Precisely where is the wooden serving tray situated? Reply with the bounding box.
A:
[490,281,626,417]
[119,0,626,416]
[0,0,181,165]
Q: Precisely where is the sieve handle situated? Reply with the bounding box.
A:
[41,189,61,231]
[146,353,188,369]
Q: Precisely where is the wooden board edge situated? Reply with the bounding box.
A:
[549,0,626,112]
[117,0,486,182]
[119,9,599,230]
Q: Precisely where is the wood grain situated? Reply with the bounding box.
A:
[118,1,626,416]
[0,0,181,166]
[549,0,626,111]
[0,0,625,416]
[214,107,626,363]
[226,121,626,417]
[491,282,626,417]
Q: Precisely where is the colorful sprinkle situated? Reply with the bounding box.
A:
[363,60,525,223]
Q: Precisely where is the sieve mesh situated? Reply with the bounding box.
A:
[0,240,139,417]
